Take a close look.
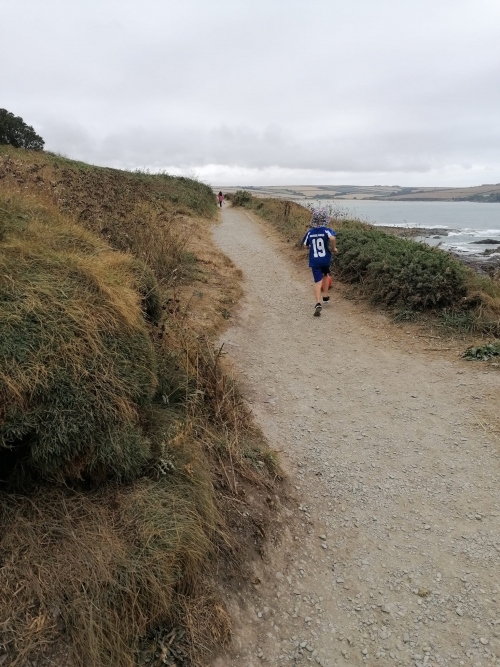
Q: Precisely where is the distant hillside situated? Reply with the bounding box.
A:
[217,183,500,202]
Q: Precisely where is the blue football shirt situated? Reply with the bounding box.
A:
[302,226,336,267]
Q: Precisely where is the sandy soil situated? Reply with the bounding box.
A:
[212,206,500,667]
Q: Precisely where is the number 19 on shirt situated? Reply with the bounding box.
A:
[312,237,326,258]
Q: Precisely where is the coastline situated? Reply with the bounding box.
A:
[377,224,500,274]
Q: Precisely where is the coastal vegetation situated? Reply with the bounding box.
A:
[233,193,500,336]
[0,149,278,666]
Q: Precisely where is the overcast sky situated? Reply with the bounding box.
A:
[2,0,500,186]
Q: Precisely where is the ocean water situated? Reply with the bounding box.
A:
[303,199,500,255]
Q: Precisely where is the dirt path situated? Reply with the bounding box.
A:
[212,206,500,667]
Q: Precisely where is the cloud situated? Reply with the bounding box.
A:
[2,0,500,185]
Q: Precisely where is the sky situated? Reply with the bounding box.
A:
[2,0,500,187]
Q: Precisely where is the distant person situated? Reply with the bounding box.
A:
[302,208,338,317]
[218,191,224,208]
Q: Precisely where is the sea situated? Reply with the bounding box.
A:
[302,199,500,257]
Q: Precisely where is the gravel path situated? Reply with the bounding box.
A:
[212,206,500,667]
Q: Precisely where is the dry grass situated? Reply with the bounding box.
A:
[0,146,215,288]
[0,149,280,666]
[0,472,218,667]
[0,193,160,482]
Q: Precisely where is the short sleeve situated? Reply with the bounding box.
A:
[302,231,310,246]
[326,228,336,237]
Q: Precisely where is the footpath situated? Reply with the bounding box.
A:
[212,206,500,667]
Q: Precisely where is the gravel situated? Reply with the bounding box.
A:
[213,207,500,667]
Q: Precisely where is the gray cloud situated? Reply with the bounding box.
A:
[2,0,500,185]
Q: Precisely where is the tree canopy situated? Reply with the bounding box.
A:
[0,109,44,150]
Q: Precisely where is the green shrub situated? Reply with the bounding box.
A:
[334,224,468,309]
[232,190,252,206]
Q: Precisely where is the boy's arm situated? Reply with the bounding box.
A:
[327,231,338,253]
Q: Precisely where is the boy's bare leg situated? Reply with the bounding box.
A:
[314,280,323,303]
[322,275,329,295]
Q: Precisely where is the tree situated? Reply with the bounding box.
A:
[0,109,44,150]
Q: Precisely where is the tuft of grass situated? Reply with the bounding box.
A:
[393,308,419,322]
[439,309,478,334]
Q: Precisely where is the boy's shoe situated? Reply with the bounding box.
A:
[314,303,322,316]
[322,296,330,303]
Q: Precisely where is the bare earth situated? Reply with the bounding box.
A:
[212,206,500,667]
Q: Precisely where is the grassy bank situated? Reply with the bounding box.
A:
[0,149,279,667]
[232,192,500,336]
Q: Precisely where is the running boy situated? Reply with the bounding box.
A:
[302,208,338,317]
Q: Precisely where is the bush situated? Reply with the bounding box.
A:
[334,224,468,309]
[0,195,158,482]
[232,190,252,206]
[0,109,44,150]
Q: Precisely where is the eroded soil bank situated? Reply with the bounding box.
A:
[212,206,500,667]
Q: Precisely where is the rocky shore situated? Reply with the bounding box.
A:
[450,249,500,275]
[376,226,500,275]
